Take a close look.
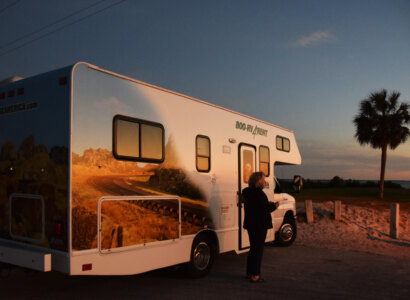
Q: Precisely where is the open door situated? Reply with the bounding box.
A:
[238,143,256,250]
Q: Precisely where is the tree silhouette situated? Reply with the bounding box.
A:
[353,89,410,199]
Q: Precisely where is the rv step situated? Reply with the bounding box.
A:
[0,241,51,272]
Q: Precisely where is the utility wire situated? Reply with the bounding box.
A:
[0,0,20,15]
[0,0,126,58]
[0,0,107,50]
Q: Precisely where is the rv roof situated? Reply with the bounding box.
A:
[79,62,293,133]
[0,76,23,87]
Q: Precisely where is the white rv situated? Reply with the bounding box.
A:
[0,62,302,276]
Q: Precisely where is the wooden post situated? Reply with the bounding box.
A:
[305,200,313,224]
[390,203,400,239]
[334,200,341,221]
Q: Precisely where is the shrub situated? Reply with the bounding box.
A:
[149,168,205,201]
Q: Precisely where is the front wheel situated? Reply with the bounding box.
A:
[275,216,297,247]
[186,237,215,278]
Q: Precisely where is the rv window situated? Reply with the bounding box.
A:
[283,138,290,152]
[141,124,163,160]
[242,150,254,183]
[259,146,270,177]
[276,136,290,152]
[276,136,283,150]
[116,119,140,158]
[196,135,210,172]
[113,115,164,163]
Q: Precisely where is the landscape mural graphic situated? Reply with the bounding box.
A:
[72,137,214,251]
[0,136,69,251]
[69,63,216,251]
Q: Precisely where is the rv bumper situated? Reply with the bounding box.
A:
[0,241,51,272]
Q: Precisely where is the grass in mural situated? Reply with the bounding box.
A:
[100,200,179,250]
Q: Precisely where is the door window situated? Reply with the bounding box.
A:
[242,149,254,183]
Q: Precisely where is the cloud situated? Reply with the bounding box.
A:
[291,30,336,48]
[93,96,131,113]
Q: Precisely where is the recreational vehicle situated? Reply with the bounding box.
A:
[0,62,302,276]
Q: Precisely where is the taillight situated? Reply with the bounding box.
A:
[82,264,92,271]
[53,222,62,236]
[59,77,67,85]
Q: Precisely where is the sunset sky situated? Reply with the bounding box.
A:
[1,0,409,180]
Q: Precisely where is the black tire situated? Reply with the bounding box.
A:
[187,237,215,278]
[275,216,297,247]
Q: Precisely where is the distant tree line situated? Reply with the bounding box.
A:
[278,176,403,190]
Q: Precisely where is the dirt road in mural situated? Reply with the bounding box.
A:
[87,175,151,196]
[87,175,211,217]
[72,171,210,250]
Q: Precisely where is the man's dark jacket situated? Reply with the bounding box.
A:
[242,187,277,230]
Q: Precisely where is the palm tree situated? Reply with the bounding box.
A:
[354,89,410,200]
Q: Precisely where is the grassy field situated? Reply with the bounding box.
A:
[295,187,410,203]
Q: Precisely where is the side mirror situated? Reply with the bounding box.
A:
[292,175,303,192]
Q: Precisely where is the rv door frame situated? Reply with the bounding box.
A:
[237,143,256,251]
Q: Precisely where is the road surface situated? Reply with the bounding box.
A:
[1,245,409,299]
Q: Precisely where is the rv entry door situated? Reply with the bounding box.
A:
[238,144,256,250]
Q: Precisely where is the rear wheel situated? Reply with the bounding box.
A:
[275,216,297,247]
[187,237,215,278]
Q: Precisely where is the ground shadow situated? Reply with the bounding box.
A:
[349,222,410,247]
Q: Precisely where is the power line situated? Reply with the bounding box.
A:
[0,0,107,50]
[0,0,20,15]
[0,0,126,58]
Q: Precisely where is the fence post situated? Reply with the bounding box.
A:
[117,226,123,247]
[334,200,341,221]
[305,200,313,224]
[390,203,400,239]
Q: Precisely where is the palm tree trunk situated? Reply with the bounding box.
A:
[379,145,387,200]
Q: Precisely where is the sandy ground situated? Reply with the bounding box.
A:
[295,201,410,259]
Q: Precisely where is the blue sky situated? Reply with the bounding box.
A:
[1,0,409,180]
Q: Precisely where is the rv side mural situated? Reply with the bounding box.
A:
[71,144,213,250]
[0,138,68,250]
[71,64,215,251]
[0,67,71,251]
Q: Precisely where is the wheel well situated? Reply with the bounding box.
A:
[284,210,294,220]
[192,230,219,255]
[276,211,295,233]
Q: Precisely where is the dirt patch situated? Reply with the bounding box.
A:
[295,201,410,259]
